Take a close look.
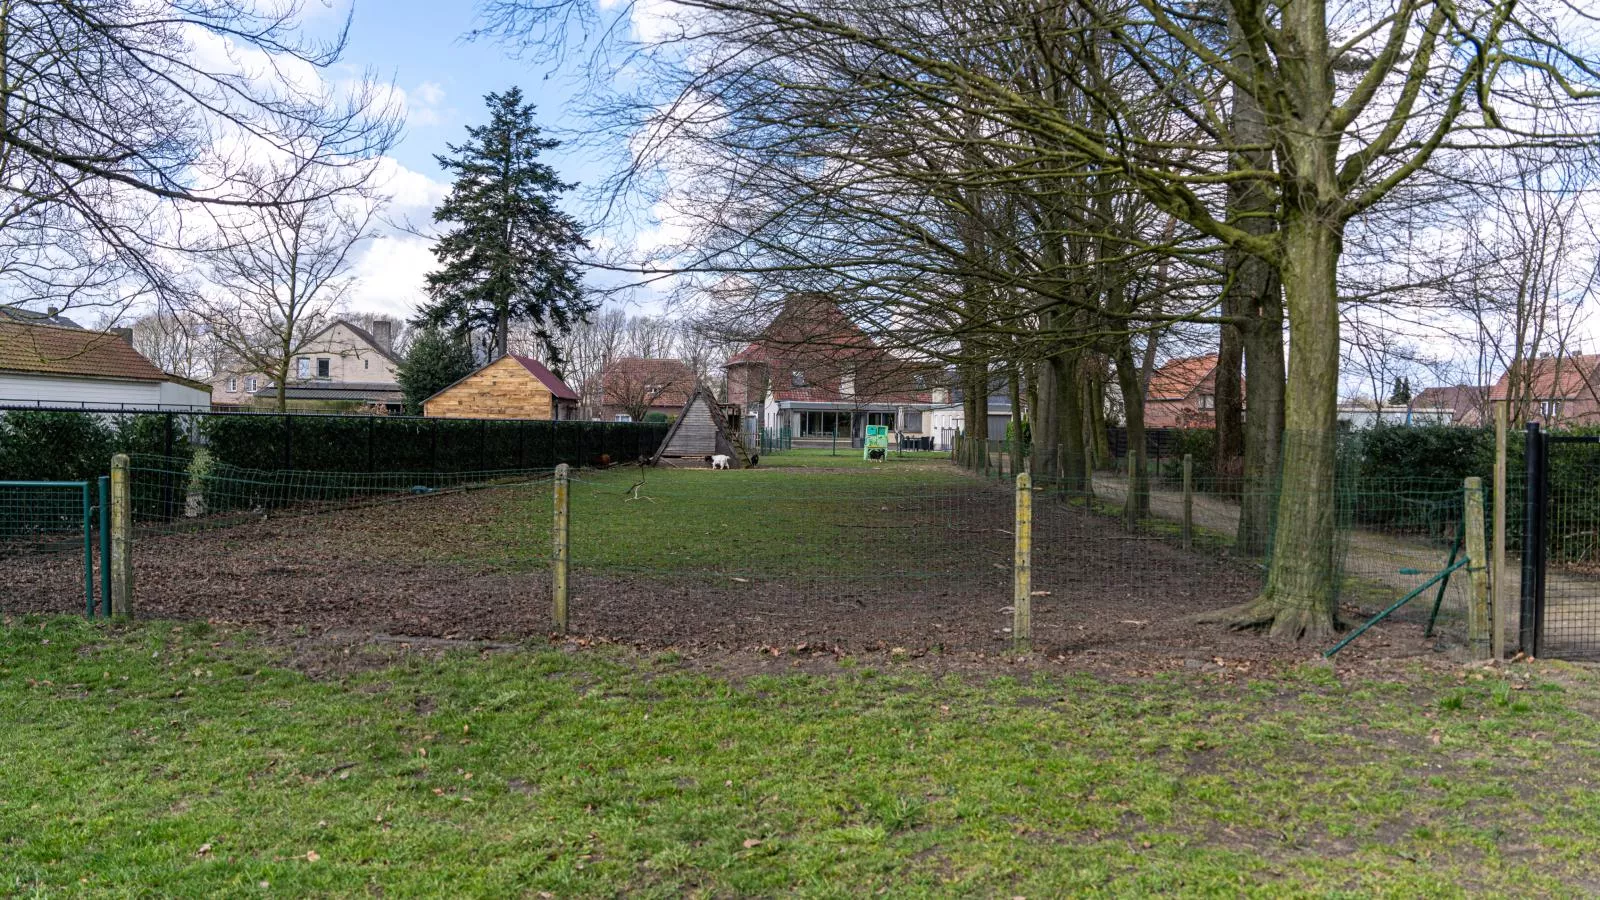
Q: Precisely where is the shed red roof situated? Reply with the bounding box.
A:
[510,354,579,401]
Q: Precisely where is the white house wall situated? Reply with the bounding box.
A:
[0,373,163,409]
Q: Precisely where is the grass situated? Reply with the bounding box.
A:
[6,617,1600,896]
[468,454,998,575]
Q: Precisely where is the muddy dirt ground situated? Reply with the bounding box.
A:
[0,486,1459,676]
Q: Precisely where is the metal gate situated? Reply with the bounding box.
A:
[0,479,110,617]
[1520,423,1600,659]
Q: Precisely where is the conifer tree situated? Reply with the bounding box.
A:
[418,88,592,365]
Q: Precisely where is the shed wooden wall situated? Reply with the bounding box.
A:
[660,395,731,457]
[424,356,555,420]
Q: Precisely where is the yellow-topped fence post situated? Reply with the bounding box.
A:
[1013,472,1033,653]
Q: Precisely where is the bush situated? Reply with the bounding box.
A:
[200,414,670,474]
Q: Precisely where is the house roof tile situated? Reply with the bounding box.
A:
[1147,355,1218,401]
[600,357,696,407]
[0,321,168,382]
[1488,355,1600,403]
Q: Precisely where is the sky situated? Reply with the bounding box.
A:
[317,0,626,321]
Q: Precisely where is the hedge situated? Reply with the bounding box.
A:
[199,414,669,474]
[0,411,193,482]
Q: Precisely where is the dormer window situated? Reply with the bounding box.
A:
[913,374,927,389]
[791,370,806,387]
[1198,394,1215,410]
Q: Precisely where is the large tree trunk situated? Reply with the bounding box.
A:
[1085,357,1110,469]
[1054,351,1089,495]
[1238,283,1285,556]
[1008,365,1023,469]
[1214,318,1245,490]
[494,310,510,360]
[1112,338,1149,527]
[1225,10,1286,554]
[1206,213,1343,639]
[1035,355,1057,477]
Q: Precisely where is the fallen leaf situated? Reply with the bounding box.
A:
[743,838,763,849]
[196,843,212,857]
[305,850,320,863]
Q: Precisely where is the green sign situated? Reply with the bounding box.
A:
[863,424,890,460]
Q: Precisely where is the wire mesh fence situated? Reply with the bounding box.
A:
[0,480,98,616]
[0,440,1518,664]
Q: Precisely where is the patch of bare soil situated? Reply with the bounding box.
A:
[0,487,1454,677]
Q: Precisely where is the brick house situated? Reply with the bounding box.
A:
[724,294,937,448]
[1488,354,1600,425]
[1411,385,1487,426]
[1145,355,1235,428]
[211,318,402,412]
[599,357,696,422]
[423,354,579,420]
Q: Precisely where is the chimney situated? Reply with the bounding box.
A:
[112,326,134,346]
[370,319,394,352]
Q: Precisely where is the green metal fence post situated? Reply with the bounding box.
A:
[98,476,110,617]
[81,481,93,617]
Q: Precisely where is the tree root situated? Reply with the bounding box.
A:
[1196,594,1341,642]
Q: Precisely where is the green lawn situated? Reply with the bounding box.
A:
[6,617,1600,896]
[470,456,994,574]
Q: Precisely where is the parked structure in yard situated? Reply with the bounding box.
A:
[0,320,210,409]
[211,319,402,413]
[724,294,937,449]
[1144,355,1235,428]
[600,357,695,422]
[423,354,580,420]
[652,384,754,467]
[1488,354,1600,425]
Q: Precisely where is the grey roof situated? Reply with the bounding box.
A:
[0,305,83,329]
[252,381,402,402]
[302,318,401,365]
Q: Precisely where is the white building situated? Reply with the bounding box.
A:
[211,318,402,412]
[0,320,211,410]
[1335,401,1455,430]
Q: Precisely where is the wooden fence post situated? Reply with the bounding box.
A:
[1181,454,1194,550]
[1013,472,1033,653]
[1464,476,1492,660]
[1055,446,1065,494]
[552,464,570,635]
[1492,400,1508,660]
[110,454,133,619]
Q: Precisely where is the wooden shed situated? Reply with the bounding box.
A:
[652,384,754,467]
[423,354,580,420]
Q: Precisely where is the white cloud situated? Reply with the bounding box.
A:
[374,156,450,212]
[346,233,437,320]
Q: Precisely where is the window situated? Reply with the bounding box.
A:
[867,411,896,429]
[1198,394,1215,410]
[1541,399,1564,420]
[913,374,927,389]
[902,410,923,432]
[364,359,369,370]
[791,370,806,387]
[226,377,238,393]
[316,358,330,378]
[614,413,633,422]
[245,376,258,392]
[296,357,309,379]
[800,410,849,436]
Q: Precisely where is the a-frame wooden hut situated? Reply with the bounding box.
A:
[652,384,754,467]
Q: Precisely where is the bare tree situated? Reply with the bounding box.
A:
[0,1,400,325]
[192,165,383,411]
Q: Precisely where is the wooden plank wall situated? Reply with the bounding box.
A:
[661,397,720,456]
[424,356,555,420]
